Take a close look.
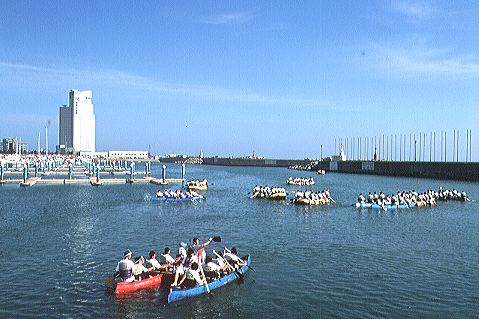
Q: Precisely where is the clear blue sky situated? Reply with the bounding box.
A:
[1,0,478,160]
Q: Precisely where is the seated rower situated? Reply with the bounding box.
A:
[146,250,169,273]
[160,247,180,272]
[367,192,374,203]
[115,249,136,283]
[156,190,163,197]
[178,262,207,288]
[223,247,247,269]
[357,193,365,203]
[203,255,222,279]
[132,256,155,280]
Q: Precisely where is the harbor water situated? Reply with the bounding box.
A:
[1,163,478,318]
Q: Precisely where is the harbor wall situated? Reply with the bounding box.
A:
[315,160,479,182]
[202,157,310,167]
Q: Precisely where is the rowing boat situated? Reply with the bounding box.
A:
[151,196,203,202]
[167,255,250,303]
[251,192,287,200]
[115,274,164,294]
[268,192,287,200]
[355,202,416,210]
[187,184,208,190]
[293,198,329,205]
[355,202,373,208]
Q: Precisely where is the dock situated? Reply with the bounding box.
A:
[0,158,187,187]
[1,175,185,187]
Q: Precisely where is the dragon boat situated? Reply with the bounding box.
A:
[151,196,203,202]
[167,255,250,303]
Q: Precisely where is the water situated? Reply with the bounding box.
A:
[1,163,478,318]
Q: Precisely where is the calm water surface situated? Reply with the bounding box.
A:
[1,163,478,318]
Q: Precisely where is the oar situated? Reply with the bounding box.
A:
[220,248,252,275]
[213,250,240,277]
[104,271,119,287]
[199,263,212,295]
[329,197,336,203]
[223,248,254,271]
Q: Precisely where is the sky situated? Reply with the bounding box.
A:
[1,0,478,160]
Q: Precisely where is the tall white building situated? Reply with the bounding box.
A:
[58,89,95,153]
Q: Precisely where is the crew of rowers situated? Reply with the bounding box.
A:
[251,185,287,198]
[156,189,200,198]
[436,187,468,201]
[187,179,208,188]
[293,189,332,205]
[357,190,438,207]
[286,176,315,185]
[358,187,468,207]
[114,238,247,289]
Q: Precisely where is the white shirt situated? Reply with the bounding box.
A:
[224,252,241,263]
[204,262,221,272]
[160,253,175,265]
[133,263,149,275]
[147,258,161,269]
[115,258,136,282]
[186,268,202,283]
[116,258,135,272]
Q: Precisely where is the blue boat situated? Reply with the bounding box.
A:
[151,196,203,202]
[355,202,372,208]
[168,255,251,303]
[356,202,416,210]
[382,203,415,210]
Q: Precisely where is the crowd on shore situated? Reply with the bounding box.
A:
[286,177,315,185]
[156,189,201,199]
[113,237,247,288]
[357,187,469,207]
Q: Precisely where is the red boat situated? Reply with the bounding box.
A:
[115,274,164,294]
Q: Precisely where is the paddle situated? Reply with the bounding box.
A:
[199,263,212,295]
[212,236,221,242]
[105,271,119,288]
[213,250,240,277]
[223,248,254,272]
[329,197,336,204]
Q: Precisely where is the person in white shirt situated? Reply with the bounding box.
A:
[132,256,155,280]
[145,251,169,273]
[115,249,136,283]
[224,247,247,269]
[179,262,206,288]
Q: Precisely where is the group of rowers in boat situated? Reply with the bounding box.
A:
[293,189,333,205]
[358,189,441,207]
[186,179,208,189]
[156,189,201,199]
[251,185,287,199]
[436,187,469,201]
[114,237,247,288]
[286,177,315,185]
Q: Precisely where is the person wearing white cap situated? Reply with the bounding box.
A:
[115,249,136,283]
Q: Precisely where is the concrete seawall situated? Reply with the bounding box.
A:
[315,160,479,182]
[202,157,310,167]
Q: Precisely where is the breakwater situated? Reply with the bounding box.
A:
[315,160,479,182]
[159,156,311,167]
[202,157,310,167]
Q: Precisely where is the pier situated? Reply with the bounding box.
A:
[0,159,185,187]
[314,160,479,182]
[2,175,185,187]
